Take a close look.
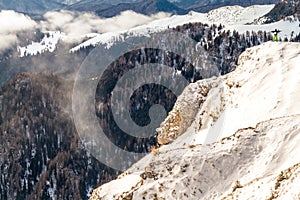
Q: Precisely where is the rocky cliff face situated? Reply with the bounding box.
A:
[90,42,300,199]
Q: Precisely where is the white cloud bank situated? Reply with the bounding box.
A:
[40,10,170,41]
[0,9,170,52]
[0,10,37,52]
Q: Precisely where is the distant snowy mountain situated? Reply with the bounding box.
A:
[66,0,113,12]
[0,0,281,15]
[68,0,141,7]
[16,4,276,56]
[254,0,300,24]
[170,0,280,13]
[71,5,278,51]
[17,4,300,57]
[93,0,187,18]
[66,0,281,17]
[60,0,81,4]
[0,0,65,14]
[90,41,300,200]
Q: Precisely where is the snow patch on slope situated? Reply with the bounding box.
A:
[18,31,66,57]
[207,5,275,25]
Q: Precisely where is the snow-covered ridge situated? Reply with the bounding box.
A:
[90,42,300,199]
[70,4,275,52]
[227,17,300,41]
[16,4,299,58]
[206,5,275,25]
[18,4,300,57]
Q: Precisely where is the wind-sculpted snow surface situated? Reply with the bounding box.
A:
[90,42,300,199]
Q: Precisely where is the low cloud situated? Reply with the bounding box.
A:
[0,9,170,52]
[0,10,37,52]
[40,10,170,40]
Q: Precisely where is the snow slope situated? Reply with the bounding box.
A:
[227,18,300,41]
[90,42,300,199]
[206,5,275,25]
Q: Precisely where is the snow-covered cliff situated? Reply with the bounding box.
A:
[90,41,300,200]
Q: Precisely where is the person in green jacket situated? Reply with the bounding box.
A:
[271,29,281,42]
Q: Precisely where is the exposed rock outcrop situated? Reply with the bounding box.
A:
[90,42,300,200]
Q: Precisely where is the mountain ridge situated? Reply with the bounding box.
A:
[93,0,187,18]
[0,0,282,17]
[66,0,280,18]
[175,0,280,13]
[0,2,299,199]
[0,0,65,14]
[89,41,300,199]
